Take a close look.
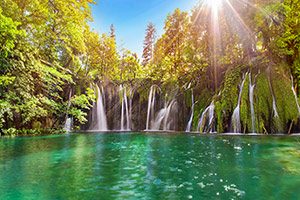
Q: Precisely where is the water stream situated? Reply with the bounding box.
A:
[151,99,177,131]
[186,91,194,132]
[249,73,256,133]
[64,89,73,132]
[90,84,108,131]
[197,102,215,133]
[120,85,131,131]
[231,73,247,133]
[146,85,159,130]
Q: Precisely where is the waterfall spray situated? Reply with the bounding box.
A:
[120,85,131,131]
[231,73,248,133]
[197,102,215,133]
[249,73,256,133]
[64,89,73,132]
[90,84,108,131]
[146,85,161,130]
[186,90,194,132]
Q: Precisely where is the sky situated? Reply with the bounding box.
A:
[90,0,199,57]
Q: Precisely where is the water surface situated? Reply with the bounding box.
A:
[1,133,300,199]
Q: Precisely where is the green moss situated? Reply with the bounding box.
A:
[271,67,299,133]
[240,74,250,133]
[215,101,223,133]
[214,66,243,132]
[255,72,272,133]
[193,88,213,131]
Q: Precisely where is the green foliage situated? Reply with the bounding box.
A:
[0,0,97,131]
[2,128,66,137]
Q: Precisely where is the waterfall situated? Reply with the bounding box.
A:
[129,88,133,130]
[146,85,160,130]
[231,73,247,133]
[90,84,108,131]
[120,86,125,131]
[272,94,279,118]
[291,76,300,115]
[163,99,177,131]
[120,85,130,131]
[186,91,194,132]
[64,89,72,132]
[197,102,215,133]
[64,118,72,132]
[151,108,166,130]
[150,99,177,131]
[249,73,256,133]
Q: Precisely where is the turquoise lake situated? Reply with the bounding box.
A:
[1,133,300,199]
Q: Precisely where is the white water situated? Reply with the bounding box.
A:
[90,85,108,131]
[197,102,215,133]
[267,76,279,119]
[272,96,279,118]
[64,118,72,132]
[163,99,177,131]
[186,91,194,132]
[146,85,160,130]
[151,108,166,130]
[129,88,133,130]
[291,76,300,115]
[249,73,256,133]
[231,73,247,133]
[120,85,130,131]
[150,99,177,131]
[64,89,73,132]
[146,86,154,130]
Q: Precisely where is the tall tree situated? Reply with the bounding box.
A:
[110,24,116,39]
[142,22,156,66]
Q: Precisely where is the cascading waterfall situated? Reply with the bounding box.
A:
[291,76,300,115]
[163,99,177,131]
[120,85,130,131]
[129,88,133,130]
[249,73,256,133]
[151,99,177,131]
[186,91,194,132]
[64,118,72,132]
[90,84,108,131]
[231,73,248,133]
[146,85,160,130]
[197,102,215,133]
[151,108,166,130]
[269,79,279,119]
[272,96,279,118]
[64,89,73,132]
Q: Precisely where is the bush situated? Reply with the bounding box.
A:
[1,128,67,137]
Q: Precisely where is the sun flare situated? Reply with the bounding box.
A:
[204,0,223,11]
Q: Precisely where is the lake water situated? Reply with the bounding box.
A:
[1,133,300,199]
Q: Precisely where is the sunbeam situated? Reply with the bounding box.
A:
[204,0,223,12]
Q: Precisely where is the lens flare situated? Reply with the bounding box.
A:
[204,0,223,11]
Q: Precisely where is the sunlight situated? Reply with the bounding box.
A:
[204,0,223,12]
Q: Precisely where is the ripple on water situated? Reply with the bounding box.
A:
[223,184,246,197]
[234,146,242,151]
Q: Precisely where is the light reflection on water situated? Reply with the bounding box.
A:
[0,133,300,199]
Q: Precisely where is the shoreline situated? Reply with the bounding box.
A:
[2,129,300,137]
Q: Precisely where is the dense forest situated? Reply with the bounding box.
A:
[1,0,300,135]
